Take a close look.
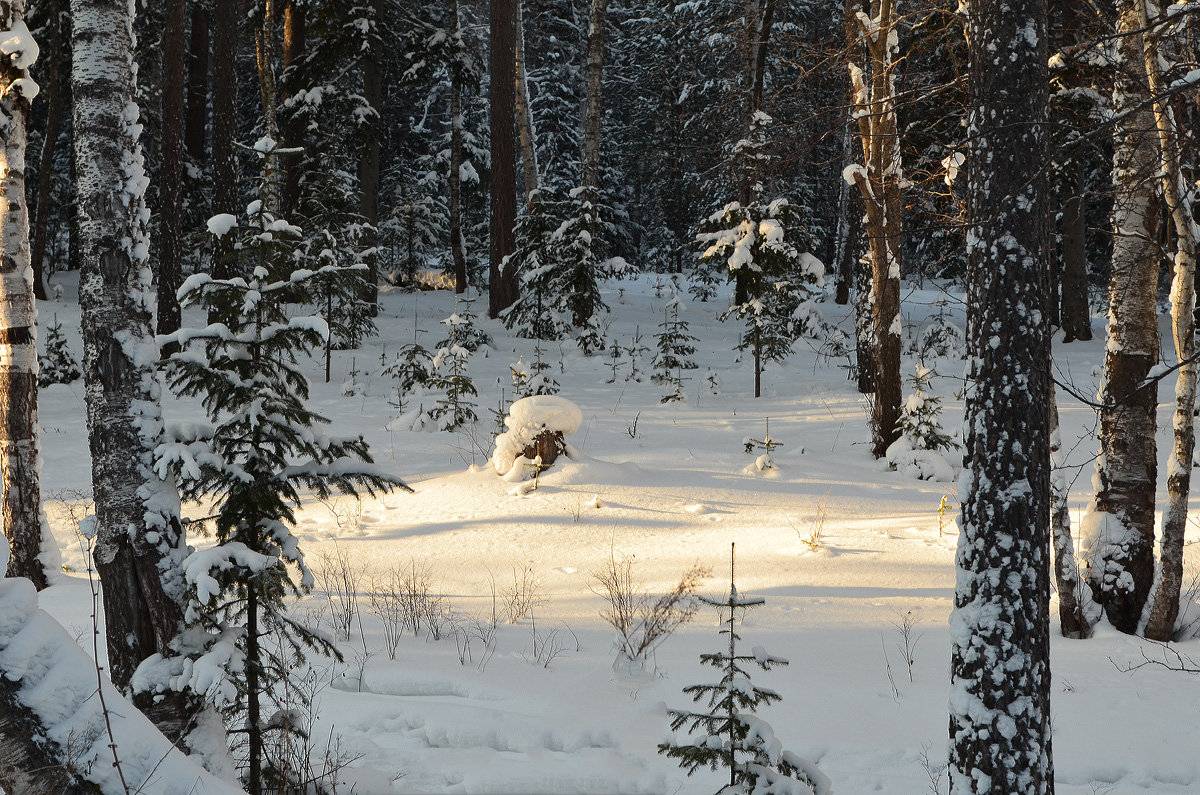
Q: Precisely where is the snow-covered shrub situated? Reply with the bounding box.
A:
[429,341,478,431]
[909,300,965,363]
[590,552,708,671]
[886,365,959,482]
[659,546,829,795]
[491,395,583,477]
[38,316,81,387]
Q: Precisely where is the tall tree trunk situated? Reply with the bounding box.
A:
[157,0,186,350]
[734,0,775,306]
[1059,170,1091,342]
[254,0,281,216]
[185,1,209,163]
[210,0,238,281]
[846,0,902,457]
[1080,2,1161,636]
[950,0,1053,789]
[280,0,304,217]
[1051,386,1090,638]
[0,0,49,590]
[449,0,466,294]
[488,0,518,317]
[834,120,858,306]
[574,0,609,327]
[356,0,382,313]
[71,0,201,744]
[514,0,538,205]
[1142,5,1196,642]
[27,0,61,302]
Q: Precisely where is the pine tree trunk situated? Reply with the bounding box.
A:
[157,0,187,350]
[356,0,382,314]
[1142,9,1196,642]
[280,1,305,218]
[27,0,61,302]
[210,0,238,281]
[1081,3,1160,636]
[1059,173,1091,342]
[246,585,262,794]
[254,0,281,216]
[488,0,519,317]
[847,0,902,456]
[950,0,1053,789]
[185,1,209,163]
[1051,386,1090,638]
[580,0,607,194]
[0,0,49,590]
[450,0,466,294]
[515,0,539,205]
[71,0,199,741]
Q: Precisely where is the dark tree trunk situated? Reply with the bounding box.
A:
[488,0,519,317]
[210,0,238,281]
[157,0,187,351]
[450,0,466,293]
[280,1,305,217]
[28,0,63,302]
[185,1,209,163]
[357,0,382,314]
[1051,387,1090,638]
[1059,171,1091,342]
[0,674,100,793]
[950,0,1054,790]
[71,0,201,745]
[0,0,49,590]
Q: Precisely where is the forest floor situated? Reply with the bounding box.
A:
[31,272,1200,793]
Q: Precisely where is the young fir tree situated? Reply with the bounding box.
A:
[886,365,959,482]
[429,308,479,430]
[157,204,409,791]
[38,315,81,387]
[696,189,823,399]
[659,544,827,795]
[653,295,698,403]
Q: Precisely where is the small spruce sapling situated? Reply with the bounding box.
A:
[625,326,650,383]
[39,315,82,387]
[885,365,959,482]
[653,295,699,403]
[430,308,479,430]
[659,543,827,795]
[157,259,410,789]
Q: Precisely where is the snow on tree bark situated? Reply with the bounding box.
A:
[27,0,62,303]
[949,0,1054,791]
[846,0,902,457]
[0,0,51,590]
[1140,1,1196,642]
[156,0,186,349]
[70,0,208,748]
[1079,2,1161,636]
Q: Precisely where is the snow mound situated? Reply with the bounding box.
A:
[885,437,958,482]
[491,396,583,476]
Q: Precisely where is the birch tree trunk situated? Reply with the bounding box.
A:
[71,0,200,743]
[515,0,539,205]
[1080,2,1161,636]
[846,0,902,457]
[1141,2,1196,642]
[488,0,519,317]
[0,0,50,590]
[950,0,1053,788]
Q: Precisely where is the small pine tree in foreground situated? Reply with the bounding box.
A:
[158,260,410,789]
[659,543,828,795]
[653,295,698,402]
[39,316,81,387]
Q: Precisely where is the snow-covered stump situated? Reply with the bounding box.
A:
[492,396,583,477]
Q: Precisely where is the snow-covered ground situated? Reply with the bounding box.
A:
[31,271,1200,793]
